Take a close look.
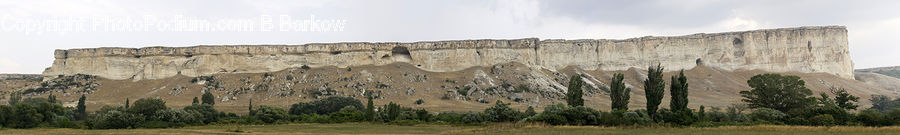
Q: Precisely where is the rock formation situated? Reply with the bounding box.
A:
[42,26,854,80]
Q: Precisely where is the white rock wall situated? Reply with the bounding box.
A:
[42,26,854,80]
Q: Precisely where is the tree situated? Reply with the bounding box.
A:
[670,70,689,112]
[385,102,402,122]
[128,98,167,118]
[566,75,584,107]
[330,106,365,122]
[869,95,893,111]
[644,64,665,120]
[609,73,631,111]
[0,105,12,127]
[255,105,289,123]
[249,97,255,116]
[89,106,144,129]
[365,94,375,121]
[8,92,21,105]
[125,98,130,109]
[202,91,215,105]
[740,73,815,112]
[76,95,87,120]
[289,96,364,115]
[11,103,42,128]
[698,105,706,121]
[184,104,218,124]
[48,93,57,104]
[830,87,859,110]
[525,106,537,117]
[35,102,64,124]
[484,100,523,122]
[192,97,199,105]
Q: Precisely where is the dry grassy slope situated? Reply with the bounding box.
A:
[4,63,898,114]
[854,72,900,92]
[857,66,900,79]
[0,79,40,102]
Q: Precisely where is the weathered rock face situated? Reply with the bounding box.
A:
[42,26,854,80]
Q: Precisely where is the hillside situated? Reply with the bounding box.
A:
[857,66,900,79]
[3,63,895,114]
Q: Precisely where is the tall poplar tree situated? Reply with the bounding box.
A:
[644,64,665,120]
[566,75,584,107]
[610,73,631,111]
[670,70,689,112]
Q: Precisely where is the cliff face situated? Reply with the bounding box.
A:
[42,26,854,80]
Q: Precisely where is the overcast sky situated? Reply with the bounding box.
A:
[1,0,899,74]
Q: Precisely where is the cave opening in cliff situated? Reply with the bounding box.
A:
[732,38,745,57]
[696,58,703,66]
[391,46,412,63]
[808,41,812,51]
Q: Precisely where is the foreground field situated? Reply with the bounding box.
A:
[3,123,900,135]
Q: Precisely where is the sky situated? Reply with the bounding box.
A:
[1,0,899,74]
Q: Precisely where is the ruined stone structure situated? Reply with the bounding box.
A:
[42,26,854,80]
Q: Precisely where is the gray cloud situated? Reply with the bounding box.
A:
[539,0,736,28]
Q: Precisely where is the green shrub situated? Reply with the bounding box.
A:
[129,98,167,119]
[54,117,79,129]
[434,112,464,123]
[137,121,184,128]
[786,105,851,125]
[415,109,431,121]
[255,105,288,124]
[415,99,425,105]
[561,106,601,125]
[329,106,365,123]
[10,103,42,128]
[809,114,835,126]
[152,109,202,125]
[184,104,218,124]
[599,111,623,126]
[706,111,729,122]
[0,105,12,127]
[786,117,808,125]
[461,112,485,124]
[389,120,423,126]
[660,109,696,126]
[600,110,650,126]
[856,109,889,126]
[530,113,567,125]
[749,108,786,123]
[457,87,469,96]
[524,106,537,117]
[301,114,332,123]
[289,96,363,115]
[88,106,145,129]
[529,103,602,126]
[885,108,900,125]
[622,111,651,125]
[483,100,524,122]
[375,102,403,122]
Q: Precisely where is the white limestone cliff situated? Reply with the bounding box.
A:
[42,26,854,80]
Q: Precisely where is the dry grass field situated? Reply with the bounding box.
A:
[3,123,900,135]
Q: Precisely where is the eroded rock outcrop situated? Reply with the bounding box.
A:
[42,26,853,80]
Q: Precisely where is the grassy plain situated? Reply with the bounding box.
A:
[3,123,900,135]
